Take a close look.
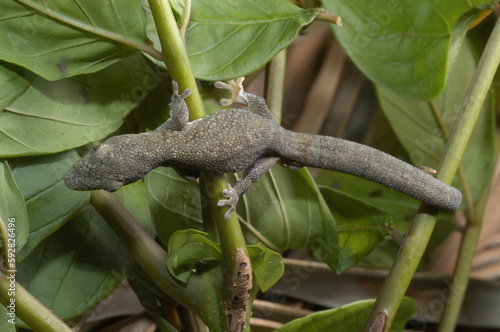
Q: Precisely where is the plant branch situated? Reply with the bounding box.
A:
[179,0,192,44]
[265,49,287,122]
[90,191,224,330]
[0,217,11,272]
[437,6,500,330]
[364,5,500,331]
[148,0,205,120]
[148,1,253,330]
[428,101,475,218]
[200,172,252,331]
[0,271,72,332]
[315,11,343,26]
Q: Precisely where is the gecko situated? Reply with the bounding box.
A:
[65,78,462,220]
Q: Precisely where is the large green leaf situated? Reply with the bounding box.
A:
[316,171,420,219]
[234,166,336,252]
[0,0,149,80]
[10,150,89,261]
[143,0,318,79]
[16,181,152,322]
[319,186,391,273]
[0,55,154,157]
[146,166,339,268]
[0,64,29,110]
[145,167,203,245]
[315,171,456,269]
[275,298,414,332]
[0,305,16,332]
[185,0,317,80]
[323,0,490,100]
[377,39,495,204]
[16,206,131,322]
[112,181,154,236]
[0,161,29,252]
[314,39,491,269]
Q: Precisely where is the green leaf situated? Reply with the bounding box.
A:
[16,182,153,322]
[240,166,340,270]
[184,0,317,80]
[235,166,336,251]
[316,171,419,217]
[165,231,284,290]
[323,0,490,100]
[141,0,182,70]
[314,39,488,269]
[0,55,156,157]
[275,297,414,332]
[0,305,16,332]
[0,161,29,252]
[146,167,339,268]
[10,150,89,261]
[17,207,130,321]
[113,181,155,237]
[247,244,284,292]
[376,39,495,204]
[0,64,29,110]
[145,168,203,246]
[0,0,149,80]
[319,186,391,273]
[166,229,222,283]
[315,171,455,269]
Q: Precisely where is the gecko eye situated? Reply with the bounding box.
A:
[92,145,100,152]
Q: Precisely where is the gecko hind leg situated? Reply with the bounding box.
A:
[217,156,279,220]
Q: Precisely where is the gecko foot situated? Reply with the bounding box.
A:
[171,81,191,100]
[217,183,240,220]
[214,77,248,106]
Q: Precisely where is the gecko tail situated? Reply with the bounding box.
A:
[278,131,462,211]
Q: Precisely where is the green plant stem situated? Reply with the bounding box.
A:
[90,191,222,330]
[147,0,205,120]
[265,49,287,122]
[179,0,192,43]
[148,1,252,330]
[429,101,476,212]
[0,217,11,271]
[0,271,72,332]
[364,7,500,332]
[437,215,481,332]
[436,9,500,331]
[364,208,438,331]
[201,174,249,259]
[200,172,251,329]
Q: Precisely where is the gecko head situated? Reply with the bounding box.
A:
[65,135,150,192]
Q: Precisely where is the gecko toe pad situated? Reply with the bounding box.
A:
[215,77,248,106]
[217,183,240,220]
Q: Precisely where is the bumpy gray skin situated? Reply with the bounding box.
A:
[65,79,462,220]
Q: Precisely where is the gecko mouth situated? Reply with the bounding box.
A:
[65,175,122,192]
[64,167,123,192]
